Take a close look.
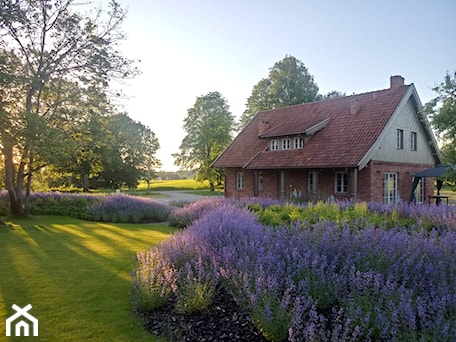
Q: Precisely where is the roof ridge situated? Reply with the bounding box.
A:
[257,84,411,114]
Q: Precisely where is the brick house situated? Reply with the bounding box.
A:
[212,76,442,203]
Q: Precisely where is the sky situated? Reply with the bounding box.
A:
[102,0,455,171]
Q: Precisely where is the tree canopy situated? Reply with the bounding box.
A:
[423,71,456,182]
[173,91,235,184]
[239,55,320,128]
[0,0,142,215]
[238,55,347,129]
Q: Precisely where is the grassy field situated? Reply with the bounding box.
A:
[0,216,175,341]
[126,179,224,197]
[436,183,456,204]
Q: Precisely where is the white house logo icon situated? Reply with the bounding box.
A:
[6,304,38,337]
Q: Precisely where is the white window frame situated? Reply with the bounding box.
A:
[415,177,424,203]
[282,138,291,150]
[396,129,404,149]
[410,131,417,151]
[270,139,279,151]
[383,172,398,204]
[236,172,244,189]
[335,172,349,193]
[294,137,304,149]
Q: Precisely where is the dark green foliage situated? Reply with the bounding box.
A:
[173,91,235,183]
[239,55,320,129]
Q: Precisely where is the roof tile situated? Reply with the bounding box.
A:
[213,85,410,169]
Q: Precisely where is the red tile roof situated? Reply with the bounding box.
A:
[213,84,411,169]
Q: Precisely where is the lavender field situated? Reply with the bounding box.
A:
[0,191,171,223]
[133,198,456,341]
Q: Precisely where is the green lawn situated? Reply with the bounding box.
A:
[436,183,456,204]
[0,216,175,341]
[126,179,224,197]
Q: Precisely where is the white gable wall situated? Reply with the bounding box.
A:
[371,97,435,164]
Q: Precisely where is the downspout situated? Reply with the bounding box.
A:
[352,168,358,201]
[254,171,259,197]
[280,170,285,199]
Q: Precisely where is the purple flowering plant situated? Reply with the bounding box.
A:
[134,198,456,341]
[1,191,173,223]
[87,193,171,223]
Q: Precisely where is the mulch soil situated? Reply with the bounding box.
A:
[137,287,268,342]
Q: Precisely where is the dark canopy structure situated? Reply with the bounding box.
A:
[409,164,455,203]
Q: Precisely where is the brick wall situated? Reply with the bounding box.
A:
[362,160,434,202]
[223,161,435,203]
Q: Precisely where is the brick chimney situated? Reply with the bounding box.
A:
[350,99,361,114]
[390,75,405,88]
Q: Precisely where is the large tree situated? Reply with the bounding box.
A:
[0,0,138,215]
[239,55,320,129]
[423,71,456,181]
[173,91,234,184]
[92,113,154,190]
[138,127,161,193]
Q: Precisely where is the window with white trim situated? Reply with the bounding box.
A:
[396,129,404,149]
[282,138,291,150]
[236,172,244,189]
[270,139,279,151]
[415,177,424,203]
[258,172,263,191]
[410,131,417,151]
[335,172,349,193]
[294,137,304,149]
[383,172,398,203]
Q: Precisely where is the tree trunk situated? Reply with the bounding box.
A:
[4,144,24,216]
[82,173,90,192]
[24,152,34,215]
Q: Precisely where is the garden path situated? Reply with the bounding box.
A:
[156,190,213,203]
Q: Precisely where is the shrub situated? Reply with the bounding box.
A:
[174,258,219,314]
[168,197,225,228]
[132,224,219,315]
[87,194,171,223]
[133,200,456,341]
[0,190,10,216]
[131,249,176,311]
[0,191,173,224]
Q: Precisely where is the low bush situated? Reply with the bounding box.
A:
[28,192,96,219]
[87,194,171,223]
[132,228,219,315]
[0,191,172,224]
[133,199,456,341]
[168,197,225,228]
[0,190,9,216]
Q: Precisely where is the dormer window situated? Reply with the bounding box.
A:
[270,136,304,150]
[270,139,279,150]
[294,137,304,149]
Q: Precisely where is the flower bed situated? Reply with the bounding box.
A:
[133,199,456,341]
[0,191,172,223]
